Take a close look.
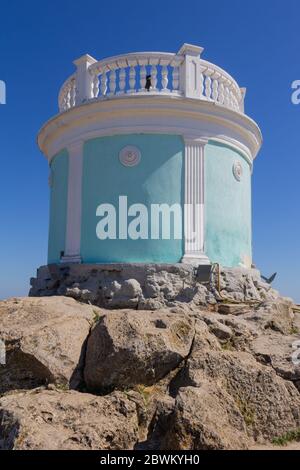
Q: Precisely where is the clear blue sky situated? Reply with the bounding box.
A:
[0,0,299,301]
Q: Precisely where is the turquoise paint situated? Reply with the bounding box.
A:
[204,142,252,267]
[81,134,184,263]
[48,150,69,264]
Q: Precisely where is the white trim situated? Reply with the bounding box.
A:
[181,138,210,266]
[63,140,83,263]
[38,95,262,165]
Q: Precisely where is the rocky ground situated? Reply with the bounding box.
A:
[1,266,300,450]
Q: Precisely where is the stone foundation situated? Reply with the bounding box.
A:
[29,263,281,310]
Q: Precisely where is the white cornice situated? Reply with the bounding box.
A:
[38,95,262,166]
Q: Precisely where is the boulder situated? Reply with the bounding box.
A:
[241,299,295,335]
[0,297,100,392]
[250,332,300,381]
[162,384,249,450]
[84,309,195,391]
[0,389,138,450]
[182,348,300,441]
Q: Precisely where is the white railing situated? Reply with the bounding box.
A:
[58,44,245,114]
[89,52,183,99]
[58,74,76,112]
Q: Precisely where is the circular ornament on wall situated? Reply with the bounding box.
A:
[232,161,243,181]
[119,146,141,167]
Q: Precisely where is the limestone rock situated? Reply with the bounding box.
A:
[84,309,195,391]
[0,297,100,393]
[0,389,138,450]
[218,303,252,315]
[241,299,294,335]
[199,314,233,342]
[183,348,300,441]
[250,332,300,381]
[162,384,249,450]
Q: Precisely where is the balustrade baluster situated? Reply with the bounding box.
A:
[212,78,218,101]
[150,65,157,91]
[128,66,136,93]
[172,66,179,92]
[61,88,67,111]
[100,69,107,96]
[70,80,76,106]
[205,75,212,99]
[218,81,225,104]
[199,67,205,97]
[139,65,147,91]
[224,85,230,107]
[65,84,71,109]
[230,90,235,110]
[92,72,99,98]
[118,67,126,94]
[161,65,169,92]
[109,69,116,95]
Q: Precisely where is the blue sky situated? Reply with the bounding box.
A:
[0,0,299,301]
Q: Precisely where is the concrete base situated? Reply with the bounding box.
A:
[29,263,279,311]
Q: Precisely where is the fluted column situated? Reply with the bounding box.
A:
[61,140,83,263]
[181,138,210,265]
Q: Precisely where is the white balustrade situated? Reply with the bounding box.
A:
[58,46,245,114]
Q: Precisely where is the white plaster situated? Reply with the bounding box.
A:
[38,95,262,166]
[73,54,97,105]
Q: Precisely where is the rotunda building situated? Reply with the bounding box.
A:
[38,43,262,268]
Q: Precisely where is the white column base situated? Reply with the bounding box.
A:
[181,252,211,266]
[60,255,82,264]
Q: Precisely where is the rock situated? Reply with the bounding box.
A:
[30,264,279,310]
[241,299,294,335]
[218,303,252,315]
[292,309,300,332]
[250,332,300,381]
[102,279,142,308]
[182,348,300,441]
[0,297,100,393]
[84,309,195,392]
[0,389,139,450]
[209,266,280,303]
[162,384,249,450]
[200,314,233,342]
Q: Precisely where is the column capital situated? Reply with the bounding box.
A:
[73,54,97,68]
[183,136,209,147]
[67,139,84,155]
[177,43,204,58]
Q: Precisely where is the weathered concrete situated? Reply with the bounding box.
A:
[29,263,281,310]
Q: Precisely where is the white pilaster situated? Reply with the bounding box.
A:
[73,54,97,105]
[178,43,204,99]
[181,137,210,266]
[61,140,83,263]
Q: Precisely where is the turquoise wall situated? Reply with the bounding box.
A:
[81,134,184,263]
[204,142,252,267]
[48,150,69,263]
